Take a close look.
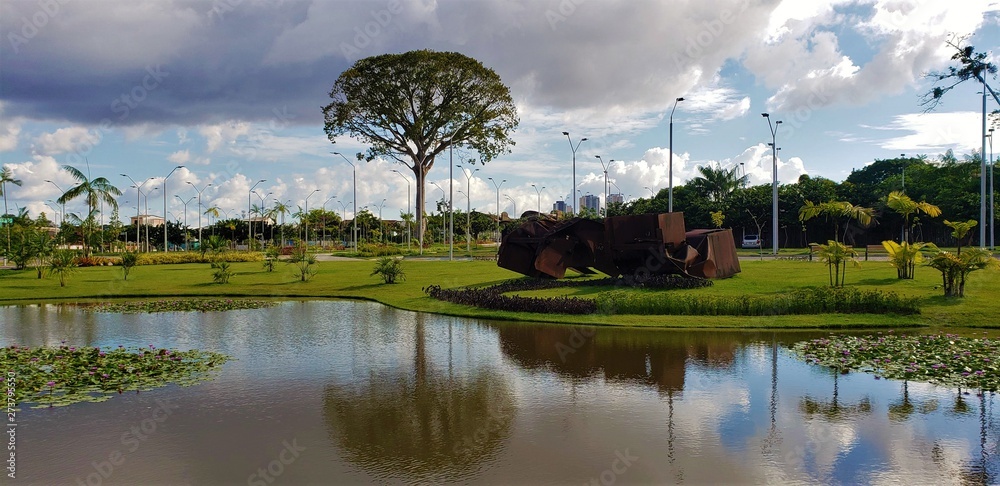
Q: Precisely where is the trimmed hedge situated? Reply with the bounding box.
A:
[135,251,264,265]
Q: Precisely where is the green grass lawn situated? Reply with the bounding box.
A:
[1,258,997,329]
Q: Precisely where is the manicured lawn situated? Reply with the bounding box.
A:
[1,258,997,329]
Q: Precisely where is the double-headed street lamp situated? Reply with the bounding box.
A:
[175,195,194,250]
[253,190,273,247]
[43,180,66,230]
[188,181,213,250]
[488,177,505,243]
[163,165,184,251]
[531,184,545,213]
[372,198,386,244]
[333,152,358,251]
[562,132,587,216]
[504,194,516,217]
[303,189,319,246]
[988,128,995,250]
[595,155,609,216]
[644,186,654,198]
[247,179,265,249]
[391,169,412,251]
[669,97,684,213]
[457,165,479,253]
[430,182,446,244]
[322,195,337,248]
[121,174,154,251]
[763,112,783,256]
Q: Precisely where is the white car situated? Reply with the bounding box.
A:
[742,234,762,248]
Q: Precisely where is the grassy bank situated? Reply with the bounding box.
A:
[1,258,997,329]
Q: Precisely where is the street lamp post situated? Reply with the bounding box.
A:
[669,97,684,213]
[322,195,337,248]
[430,182,446,244]
[562,132,587,216]
[531,184,545,213]
[457,165,479,253]
[372,198,386,244]
[188,181,213,251]
[246,179,265,250]
[303,189,319,247]
[44,201,61,226]
[163,165,184,251]
[142,186,157,253]
[333,152,358,251]
[488,177,505,244]
[175,195,194,250]
[504,194,516,217]
[44,179,67,237]
[595,155,609,216]
[763,112,783,256]
[337,200,349,238]
[449,144,455,261]
[989,128,995,250]
[254,190,273,247]
[391,170,412,251]
[644,186,654,198]
[120,175,153,251]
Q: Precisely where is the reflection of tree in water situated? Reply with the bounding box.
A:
[887,381,939,422]
[955,391,998,485]
[798,371,873,420]
[323,318,516,483]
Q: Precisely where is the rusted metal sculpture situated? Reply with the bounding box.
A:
[497,211,741,279]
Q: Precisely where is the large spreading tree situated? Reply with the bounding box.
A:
[322,50,519,250]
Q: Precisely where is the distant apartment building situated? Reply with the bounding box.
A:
[607,193,624,205]
[553,200,569,213]
[579,194,600,213]
[129,214,165,227]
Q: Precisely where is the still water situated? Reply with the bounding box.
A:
[1,301,998,485]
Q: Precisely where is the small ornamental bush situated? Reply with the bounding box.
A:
[371,256,406,284]
[136,251,263,266]
[357,243,403,257]
[211,261,234,284]
[119,251,139,280]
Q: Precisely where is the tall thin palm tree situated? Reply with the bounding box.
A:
[55,163,122,257]
[799,200,874,243]
[204,206,221,236]
[886,191,941,243]
[272,200,290,247]
[1,166,24,258]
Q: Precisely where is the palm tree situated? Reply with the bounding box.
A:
[55,164,121,257]
[204,206,221,236]
[48,249,77,287]
[886,191,941,243]
[272,200,290,247]
[689,165,747,204]
[799,200,874,243]
[1,166,23,258]
[944,219,977,255]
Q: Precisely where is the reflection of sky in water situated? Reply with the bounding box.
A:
[2,302,997,484]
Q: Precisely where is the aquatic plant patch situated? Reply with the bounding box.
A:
[424,284,597,314]
[1,344,232,408]
[792,333,998,391]
[85,299,278,313]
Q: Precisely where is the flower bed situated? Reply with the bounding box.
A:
[2,344,232,408]
[792,332,998,391]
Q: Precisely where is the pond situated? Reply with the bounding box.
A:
[2,301,998,484]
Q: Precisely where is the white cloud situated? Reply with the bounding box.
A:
[32,127,96,155]
[873,111,983,154]
[0,102,21,152]
[167,150,191,165]
[199,121,252,153]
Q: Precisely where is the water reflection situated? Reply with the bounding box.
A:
[323,315,516,483]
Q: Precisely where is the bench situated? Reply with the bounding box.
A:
[865,244,887,261]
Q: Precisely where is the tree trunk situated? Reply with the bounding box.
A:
[413,165,425,254]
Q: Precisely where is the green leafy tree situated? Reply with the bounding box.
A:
[120,251,139,281]
[1,166,23,257]
[48,249,77,287]
[210,261,233,284]
[926,248,998,297]
[263,246,279,272]
[710,211,725,228]
[689,165,746,205]
[55,164,122,257]
[921,37,999,111]
[798,200,874,244]
[323,50,519,251]
[944,219,977,255]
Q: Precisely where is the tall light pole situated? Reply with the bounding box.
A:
[322,195,337,248]
[120,175,153,251]
[488,177,505,244]
[337,200,350,236]
[175,195,194,250]
[254,190,273,247]
[333,152,358,251]
[457,165,479,253]
[644,186,654,198]
[162,165,184,251]
[143,186,157,253]
[449,144,455,261]
[431,182,446,244]
[595,155,609,217]
[304,189,319,246]
[562,132,587,216]
[391,169,412,251]
[44,179,67,233]
[188,181,213,251]
[504,194,516,217]
[669,97,684,213]
[989,128,995,250]
[763,112,783,256]
[372,198,386,244]
[245,179,265,249]
[531,184,545,213]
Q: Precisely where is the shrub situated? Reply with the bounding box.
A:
[210,261,233,284]
[136,251,263,265]
[286,247,316,282]
[595,287,919,316]
[76,256,115,267]
[48,250,78,287]
[119,251,139,281]
[371,256,406,284]
[263,247,279,272]
[356,243,402,257]
[424,285,597,314]
[926,248,999,297]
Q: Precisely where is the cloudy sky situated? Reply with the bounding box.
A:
[1,0,998,224]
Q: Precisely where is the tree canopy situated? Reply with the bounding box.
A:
[322,50,519,249]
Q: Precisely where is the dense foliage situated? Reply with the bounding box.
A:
[2,344,231,408]
[793,332,999,391]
